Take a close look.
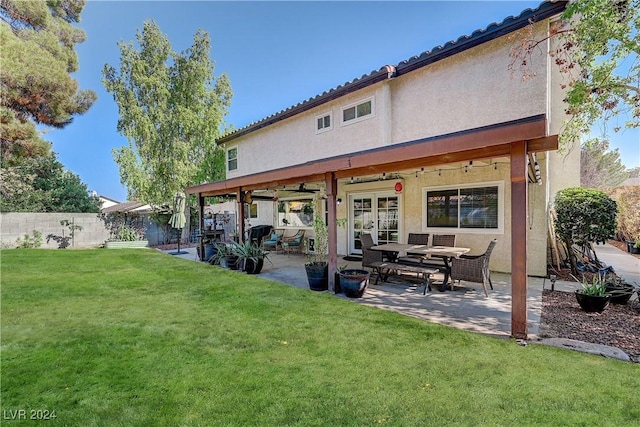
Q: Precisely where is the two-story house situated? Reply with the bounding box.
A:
[186,0,579,338]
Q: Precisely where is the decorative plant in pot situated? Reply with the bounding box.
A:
[627,239,640,255]
[338,267,370,298]
[209,242,239,270]
[575,275,611,313]
[230,240,270,274]
[603,272,635,305]
[305,216,329,291]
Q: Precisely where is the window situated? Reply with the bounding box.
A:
[424,182,503,232]
[227,147,238,171]
[316,112,332,133]
[244,203,258,219]
[341,98,373,124]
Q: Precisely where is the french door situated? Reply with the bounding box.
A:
[349,192,401,254]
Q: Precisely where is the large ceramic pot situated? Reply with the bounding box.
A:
[305,262,328,291]
[203,243,216,262]
[243,258,264,274]
[220,255,240,270]
[627,241,640,254]
[339,269,370,298]
[605,283,635,305]
[575,291,611,313]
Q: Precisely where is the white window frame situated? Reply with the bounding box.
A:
[315,112,333,134]
[422,181,505,234]
[340,97,374,126]
[227,146,238,172]
[244,203,258,219]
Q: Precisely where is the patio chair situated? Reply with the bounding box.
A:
[432,234,456,247]
[359,233,375,250]
[450,239,497,297]
[262,230,283,253]
[282,230,305,255]
[397,233,430,264]
[407,233,430,245]
[362,246,384,270]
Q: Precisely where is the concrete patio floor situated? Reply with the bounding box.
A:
[162,245,594,340]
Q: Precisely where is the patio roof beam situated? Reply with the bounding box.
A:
[187,116,553,198]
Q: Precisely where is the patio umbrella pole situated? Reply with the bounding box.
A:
[169,192,188,255]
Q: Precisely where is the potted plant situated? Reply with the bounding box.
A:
[338,268,370,298]
[305,216,329,291]
[575,274,611,313]
[627,239,640,255]
[603,272,635,305]
[231,240,270,274]
[209,242,239,270]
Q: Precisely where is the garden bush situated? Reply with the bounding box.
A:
[554,187,617,273]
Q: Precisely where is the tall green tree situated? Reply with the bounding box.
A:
[102,20,232,205]
[0,154,101,212]
[580,138,629,189]
[511,0,639,146]
[0,0,96,165]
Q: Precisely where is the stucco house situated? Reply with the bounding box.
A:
[186,0,579,338]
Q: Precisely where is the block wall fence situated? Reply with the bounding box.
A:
[0,213,186,249]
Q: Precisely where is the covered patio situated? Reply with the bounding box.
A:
[186,115,558,339]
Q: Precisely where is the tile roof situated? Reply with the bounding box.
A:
[101,201,150,213]
[217,0,567,143]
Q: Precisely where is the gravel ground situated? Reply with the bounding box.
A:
[539,289,640,363]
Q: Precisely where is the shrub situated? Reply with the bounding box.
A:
[554,187,617,274]
[609,185,640,246]
[16,230,43,248]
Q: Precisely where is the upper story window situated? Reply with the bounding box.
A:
[423,182,504,233]
[315,112,332,134]
[341,98,374,125]
[227,146,238,171]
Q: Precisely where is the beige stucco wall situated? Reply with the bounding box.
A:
[333,159,553,276]
[223,17,580,276]
[228,22,555,178]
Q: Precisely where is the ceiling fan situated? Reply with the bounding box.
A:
[293,183,320,193]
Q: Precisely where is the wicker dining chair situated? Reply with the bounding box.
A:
[432,234,456,247]
[359,233,375,250]
[407,233,430,245]
[450,239,497,297]
[397,233,430,264]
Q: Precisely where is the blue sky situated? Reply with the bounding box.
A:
[46,0,639,202]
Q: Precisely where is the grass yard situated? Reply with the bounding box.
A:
[1,249,639,426]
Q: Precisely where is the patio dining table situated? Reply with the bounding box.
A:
[370,243,470,291]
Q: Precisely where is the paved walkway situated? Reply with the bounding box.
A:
[160,243,638,342]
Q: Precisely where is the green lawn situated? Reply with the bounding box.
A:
[1,249,638,426]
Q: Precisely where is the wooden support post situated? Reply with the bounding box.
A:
[325,172,338,293]
[198,194,205,261]
[511,140,528,339]
[238,190,245,242]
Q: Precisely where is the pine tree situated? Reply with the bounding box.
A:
[0,0,96,164]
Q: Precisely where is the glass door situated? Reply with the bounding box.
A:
[350,195,373,254]
[349,192,401,254]
[377,195,399,245]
